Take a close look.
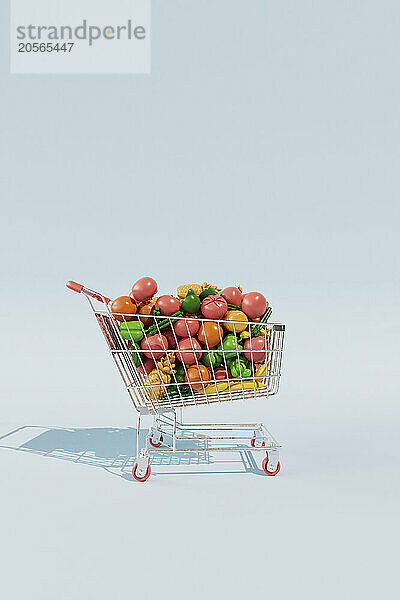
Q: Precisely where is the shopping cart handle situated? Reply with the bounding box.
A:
[66,281,110,304]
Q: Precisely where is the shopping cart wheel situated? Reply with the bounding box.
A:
[132,462,151,482]
[262,453,281,476]
[149,433,163,448]
[251,437,266,448]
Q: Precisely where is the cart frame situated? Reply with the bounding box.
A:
[66,281,285,481]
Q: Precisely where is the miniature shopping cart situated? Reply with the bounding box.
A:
[66,281,285,482]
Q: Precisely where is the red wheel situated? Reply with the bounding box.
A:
[149,433,163,448]
[251,437,266,448]
[262,453,280,476]
[132,462,151,482]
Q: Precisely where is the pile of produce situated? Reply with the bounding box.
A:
[110,277,273,401]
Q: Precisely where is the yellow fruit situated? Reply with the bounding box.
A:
[177,284,202,299]
[223,310,248,333]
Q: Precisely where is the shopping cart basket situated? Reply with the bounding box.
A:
[66,281,285,482]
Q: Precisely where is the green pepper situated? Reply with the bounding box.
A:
[199,287,216,301]
[202,350,222,369]
[120,320,144,342]
[217,334,243,360]
[180,288,201,314]
[228,356,252,379]
[174,363,186,383]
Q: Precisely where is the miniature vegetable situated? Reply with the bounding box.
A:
[141,333,168,359]
[213,367,229,380]
[128,340,141,366]
[174,363,186,383]
[217,334,243,360]
[120,320,145,342]
[228,356,252,379]
[136,302,154,327]
[173,317,200,338]
[131,277,158,302]
[199,287,216,301]
[111,296,137,322]
[146,311,183,336]
[185,364,211,391]
[180,289,201,314]
[241,292,268,319]
[252,307,273,336]
[201,350,223,370]
[176,337,202,365]
[197,321,224,347]
[221,286,243,306]
[200,295,228,319]
[155,295,181,316]
[243,336,267,362]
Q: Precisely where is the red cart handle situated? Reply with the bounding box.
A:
[66,281,110,304]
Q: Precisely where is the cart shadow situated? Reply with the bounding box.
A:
[0,425,266,481]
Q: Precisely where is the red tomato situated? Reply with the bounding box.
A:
[173,318,200,338]
[200,295,228,320]
[131,277,158,302]
[155,295,181,316]
[110,296,137,322]
[141,334,168,359]
[244,336,266,362]
[176,337,202,365]
[221,287,243,306]
[164,327,179,349]
[213,367,229,381]
[241,292,267,319]
[137,357,155,376]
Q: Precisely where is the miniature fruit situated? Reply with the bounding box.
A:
[243,336,266,362]
[131,277,158,302]
[111,296,137,322]
[177,284,202,299]
[202,381,229,394]
[185,364,211,391]
[141,334,168,359]
[200,295,228,320]
[197,321,224,347]
[163,327,179,349]
[173,318,200,338]
[137,357,156,376]
[180,289,201,314]
[223,310,248,333]
[241,292,267,319]
[156,295,181,316]
[221,287,243,306]
[136,302,154,327]
[176,337,202,365]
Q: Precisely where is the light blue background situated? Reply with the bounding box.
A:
[1,1,399,599]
